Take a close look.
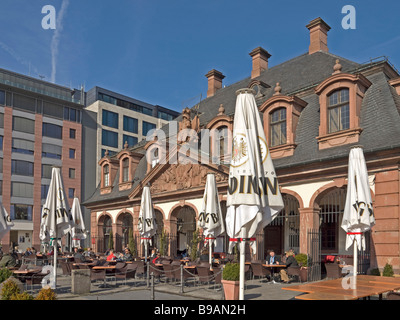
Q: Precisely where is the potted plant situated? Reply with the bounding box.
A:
[221,262,240,300]
[295,253,309,282]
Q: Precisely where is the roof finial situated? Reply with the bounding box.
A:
[124,141,129,149]
[273,82,282,96]
[218,103,225,115]
[333,59,342,74]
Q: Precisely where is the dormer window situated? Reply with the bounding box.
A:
[270,108,287,147]
[328,88,349,133]
[103,164,110,187]
[259,89,307,159]
[315,63,371,150]
[122,158,129,182]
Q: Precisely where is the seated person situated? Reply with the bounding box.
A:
[266,250,280,265]
[118,248,133,261]
[106,249,117,261]
[280,251,299,283]
[73,248,86,262]
[0,250,17,268]
[152,253,161,264]
[84,247,96,258]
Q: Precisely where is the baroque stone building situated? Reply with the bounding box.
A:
[84,17,400,274]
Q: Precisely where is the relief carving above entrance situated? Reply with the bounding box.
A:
[150,163,228,194]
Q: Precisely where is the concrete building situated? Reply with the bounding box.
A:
[84,17,400,275]
[0,68,89,253]
[85,86,179,184]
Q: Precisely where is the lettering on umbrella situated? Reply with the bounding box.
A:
[228,176,278,195]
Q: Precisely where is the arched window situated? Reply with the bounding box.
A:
[270,108,287,147]
[328,88,349,133]
[103,164,110,187]
[122,158,129,182]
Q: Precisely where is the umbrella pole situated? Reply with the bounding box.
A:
[239,228,245,300]
[145,241,148,263]
[209,238,212,269]
[353,238,357,286]
[53,235,57,289]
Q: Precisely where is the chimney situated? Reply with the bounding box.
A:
[205,69,225,98]
[249,47,271,79]
[306,17,331,55]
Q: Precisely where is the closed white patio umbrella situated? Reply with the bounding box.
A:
[39,167,74,289]
[0,202,14,240]
[226,89,284,300]
[341,146,375,284]
[71,197,87,248]
[199,173,226,268]
[138,185,157,263]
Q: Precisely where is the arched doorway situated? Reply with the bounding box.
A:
[170,205,196,257]
[152,210,164,252]
[97,214,112,253]
[116,212,133,252]
[263,194,300,258]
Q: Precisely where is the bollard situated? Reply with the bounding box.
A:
[150,272,155,300]
[180,264,184,294]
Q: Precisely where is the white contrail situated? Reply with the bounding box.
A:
[0,40,40,76]
[51,0,70,83]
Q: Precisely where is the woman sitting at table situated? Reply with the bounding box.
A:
[106,249,117,261]
[280,251,299,283]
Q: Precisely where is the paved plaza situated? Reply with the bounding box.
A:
[48,272,382,301]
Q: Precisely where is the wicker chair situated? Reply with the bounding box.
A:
[196,266,213,285]
[387,292,400,300]
[115,263,129,285]
[325,263,343,279]
[60,261,71,276]
[212,266,222,290]
[90,268,106,285]
[251,262,271,282]
[149,263,163,282]
[162,263,176,284]
[287,266,301,282]
[25,268,50,292]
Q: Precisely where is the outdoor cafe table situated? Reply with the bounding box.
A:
[282,275,400,300]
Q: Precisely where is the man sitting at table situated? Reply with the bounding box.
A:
[73,247,87,263]
[266,250,280,265]
[280,251,299,283]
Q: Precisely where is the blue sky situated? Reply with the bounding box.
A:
[1,0,400,112]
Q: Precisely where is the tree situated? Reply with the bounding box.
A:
[190,229,201,261]
[159,228,168,257]
[128,228,137,257]
[108,229,114,251]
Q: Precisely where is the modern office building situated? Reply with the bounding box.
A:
[85,86,179,184]
[0,68,94,253]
